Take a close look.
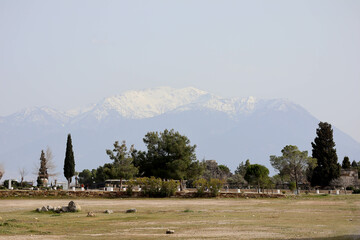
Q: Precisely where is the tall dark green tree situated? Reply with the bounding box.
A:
[341,156,351,169]
[310,122,340,187]
[244,164,269,189]
[37,150,48,187]
[64,134,75,187]
[134,129,202,180]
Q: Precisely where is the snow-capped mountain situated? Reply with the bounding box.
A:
[1,87,360,180]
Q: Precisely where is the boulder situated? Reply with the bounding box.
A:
[87,212,96,217]
[68,201,81,212]
[46,205,54,211]
[104,209,113,214]
[36,208,41,212]
[126,208,137,213]
[166,229,175,234]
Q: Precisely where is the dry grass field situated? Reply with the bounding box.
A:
[0,195,359,239]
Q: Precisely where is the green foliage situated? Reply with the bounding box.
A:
[193,178,208,197]
[78,169,93,185]
[244,164,269,189]
[235,160,249,176]
[3,180,19,188]
[134,129,201,180]
[208,178,224,197]
[105,141,138,185]
[193,178,224,197]
[311,122,340,187]
[270,145,315,191]
[342,156,351,169]
[160,180,178,197]
[351,160,358,168]
[227,174,247,189]
[289,182,296,192]
[136,177,178,197]
[126,179,137,196]
[64,134,75,186]
[352,189,360,194]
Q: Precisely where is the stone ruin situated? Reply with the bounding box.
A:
[36,201,81,213]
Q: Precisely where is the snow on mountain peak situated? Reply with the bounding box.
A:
[4,87,299,123]
[90,87,209,120]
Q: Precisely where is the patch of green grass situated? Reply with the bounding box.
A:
[183,209,193,212]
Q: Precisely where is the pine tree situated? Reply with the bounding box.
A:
[37,150,48,186]
[342,156,351,169]
[310,122,340,187]
[64,134,75,188]
[351,160,358,168]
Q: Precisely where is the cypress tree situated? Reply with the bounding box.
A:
[64,134,75,187]
[37,150,48,186]
[310,122,340,187]
[342,156,351,169]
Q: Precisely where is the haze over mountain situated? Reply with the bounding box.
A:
[1,87,359,181]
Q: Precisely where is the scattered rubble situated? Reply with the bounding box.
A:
[36,201,81,213]
[126,208,137,213]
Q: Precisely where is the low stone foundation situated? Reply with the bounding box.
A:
[0,190,285,198]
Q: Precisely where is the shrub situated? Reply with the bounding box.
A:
[126,179,136,196]
[352,189,360,194]
[137,177,178,197]
[289,182,296,192]
[160,180,178,197]
[208,178,225,197]
[193,178,207,197]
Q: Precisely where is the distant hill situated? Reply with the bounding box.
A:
[1,87,359,181]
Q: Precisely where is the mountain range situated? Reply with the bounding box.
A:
[1,87,360,181]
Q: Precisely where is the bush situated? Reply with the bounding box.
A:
[193,178,224,197]
[126,179,136,196]
[289,182,296,192]
[193,178,207,197]
[3,180,20,189]
[208,178,225,197]
[160,180,178,197]
[352,189,360,194]
[137,177,178,197]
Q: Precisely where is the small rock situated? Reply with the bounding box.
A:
[68,201,81,212]
[41,206,48,212]
[36,208,41,212]
[104,209,113,214]
[47,205,54,211]
[87,212,96,217]
[126,208,137,213]
[166,229,175,234]
[61,206,69,212]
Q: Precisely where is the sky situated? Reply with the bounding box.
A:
[0,0,359,142]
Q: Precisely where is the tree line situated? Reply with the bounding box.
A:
[3,121,358,191]
[76,122,359,191]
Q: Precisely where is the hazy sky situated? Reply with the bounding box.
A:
[1,1,359,142]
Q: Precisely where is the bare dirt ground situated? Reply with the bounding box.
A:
[0,197,359,239]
